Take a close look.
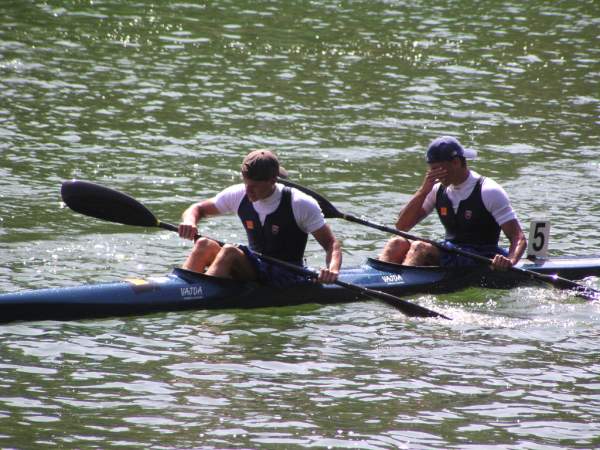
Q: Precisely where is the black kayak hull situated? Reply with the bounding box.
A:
[1,256,599,323]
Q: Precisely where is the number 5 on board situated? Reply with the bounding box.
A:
[527,220,551,259]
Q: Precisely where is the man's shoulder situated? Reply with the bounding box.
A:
[213,183,246,213]
[288,186,320,209]
[222,183,246,194]
[478,174,512,207]
[478,174,506,193]
[286,187,326,232]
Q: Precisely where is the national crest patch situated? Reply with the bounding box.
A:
[245,220,254,230]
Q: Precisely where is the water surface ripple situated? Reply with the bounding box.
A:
[1,0,599,448]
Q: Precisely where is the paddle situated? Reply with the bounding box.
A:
[278,178,600,302]
[60,180,450,319]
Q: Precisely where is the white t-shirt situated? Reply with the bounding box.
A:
[421,170,517,226]
[212,183,325,234]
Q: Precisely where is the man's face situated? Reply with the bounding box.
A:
[428,159,460,186]
[242,176,276,202]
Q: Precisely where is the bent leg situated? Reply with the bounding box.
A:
[183,238,221,273]
[379,237,411,264]
[206,244,258,281]
[404,241,441,266]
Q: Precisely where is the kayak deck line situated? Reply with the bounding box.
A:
[0,256,599,324]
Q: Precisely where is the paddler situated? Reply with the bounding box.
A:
[178,150,341,285]
[379,136,527,270]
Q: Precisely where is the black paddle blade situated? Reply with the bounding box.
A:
[278,178,343,219]
[61,180,159,228]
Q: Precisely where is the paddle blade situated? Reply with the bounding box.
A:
[61,180,159,228]
[277,178,343,219]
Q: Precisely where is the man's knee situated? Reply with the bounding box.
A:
[183,238,222,273]
[388,237,410,252]
[193,237,220,253]
[213,244,243,264]
[218,243,238,255]
[380,237,410,263]
[410,241,430,253]
[207,245,256,280]
[405,241,439,266]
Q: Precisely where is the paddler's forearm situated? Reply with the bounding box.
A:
[507,233,527,266]
[181,200,219,225]
[312,225,342,281]
[179,200,220,240]
[501,219,528,266]
[182,204,204,225]
[325,238,342,273]
[395,189,429,231]
[396,169,439,231]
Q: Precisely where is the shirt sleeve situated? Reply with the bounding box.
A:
[481,178,518,226]
[290,189,326,234]
[212,184,246,215]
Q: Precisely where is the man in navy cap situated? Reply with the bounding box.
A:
[379,136,526,269]
[178,149,341,285]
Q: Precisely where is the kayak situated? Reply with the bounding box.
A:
[1,255,599,324]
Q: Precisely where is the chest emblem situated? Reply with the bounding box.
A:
[245,220,255,230]
[464,210,473,220]
[440,207,448,216]
[271,224,280,235]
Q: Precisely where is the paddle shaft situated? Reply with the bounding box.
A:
[159,221,449,319]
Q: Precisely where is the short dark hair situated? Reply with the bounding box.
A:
[241,150,288,180]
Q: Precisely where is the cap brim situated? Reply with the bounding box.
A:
[278,166,289,179]
[463,148,477,160]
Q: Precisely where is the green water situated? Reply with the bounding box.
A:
[1,1,599,448]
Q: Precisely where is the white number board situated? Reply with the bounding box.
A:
[527,220,550,259]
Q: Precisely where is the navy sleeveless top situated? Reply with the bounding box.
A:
[435,178,501,246]
[237,187,308,266]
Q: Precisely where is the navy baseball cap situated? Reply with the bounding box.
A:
[426,136,477,163]
[241,149,289,180]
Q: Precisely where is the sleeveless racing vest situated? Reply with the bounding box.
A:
[237,187,308,266]
[435,178,501,246]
